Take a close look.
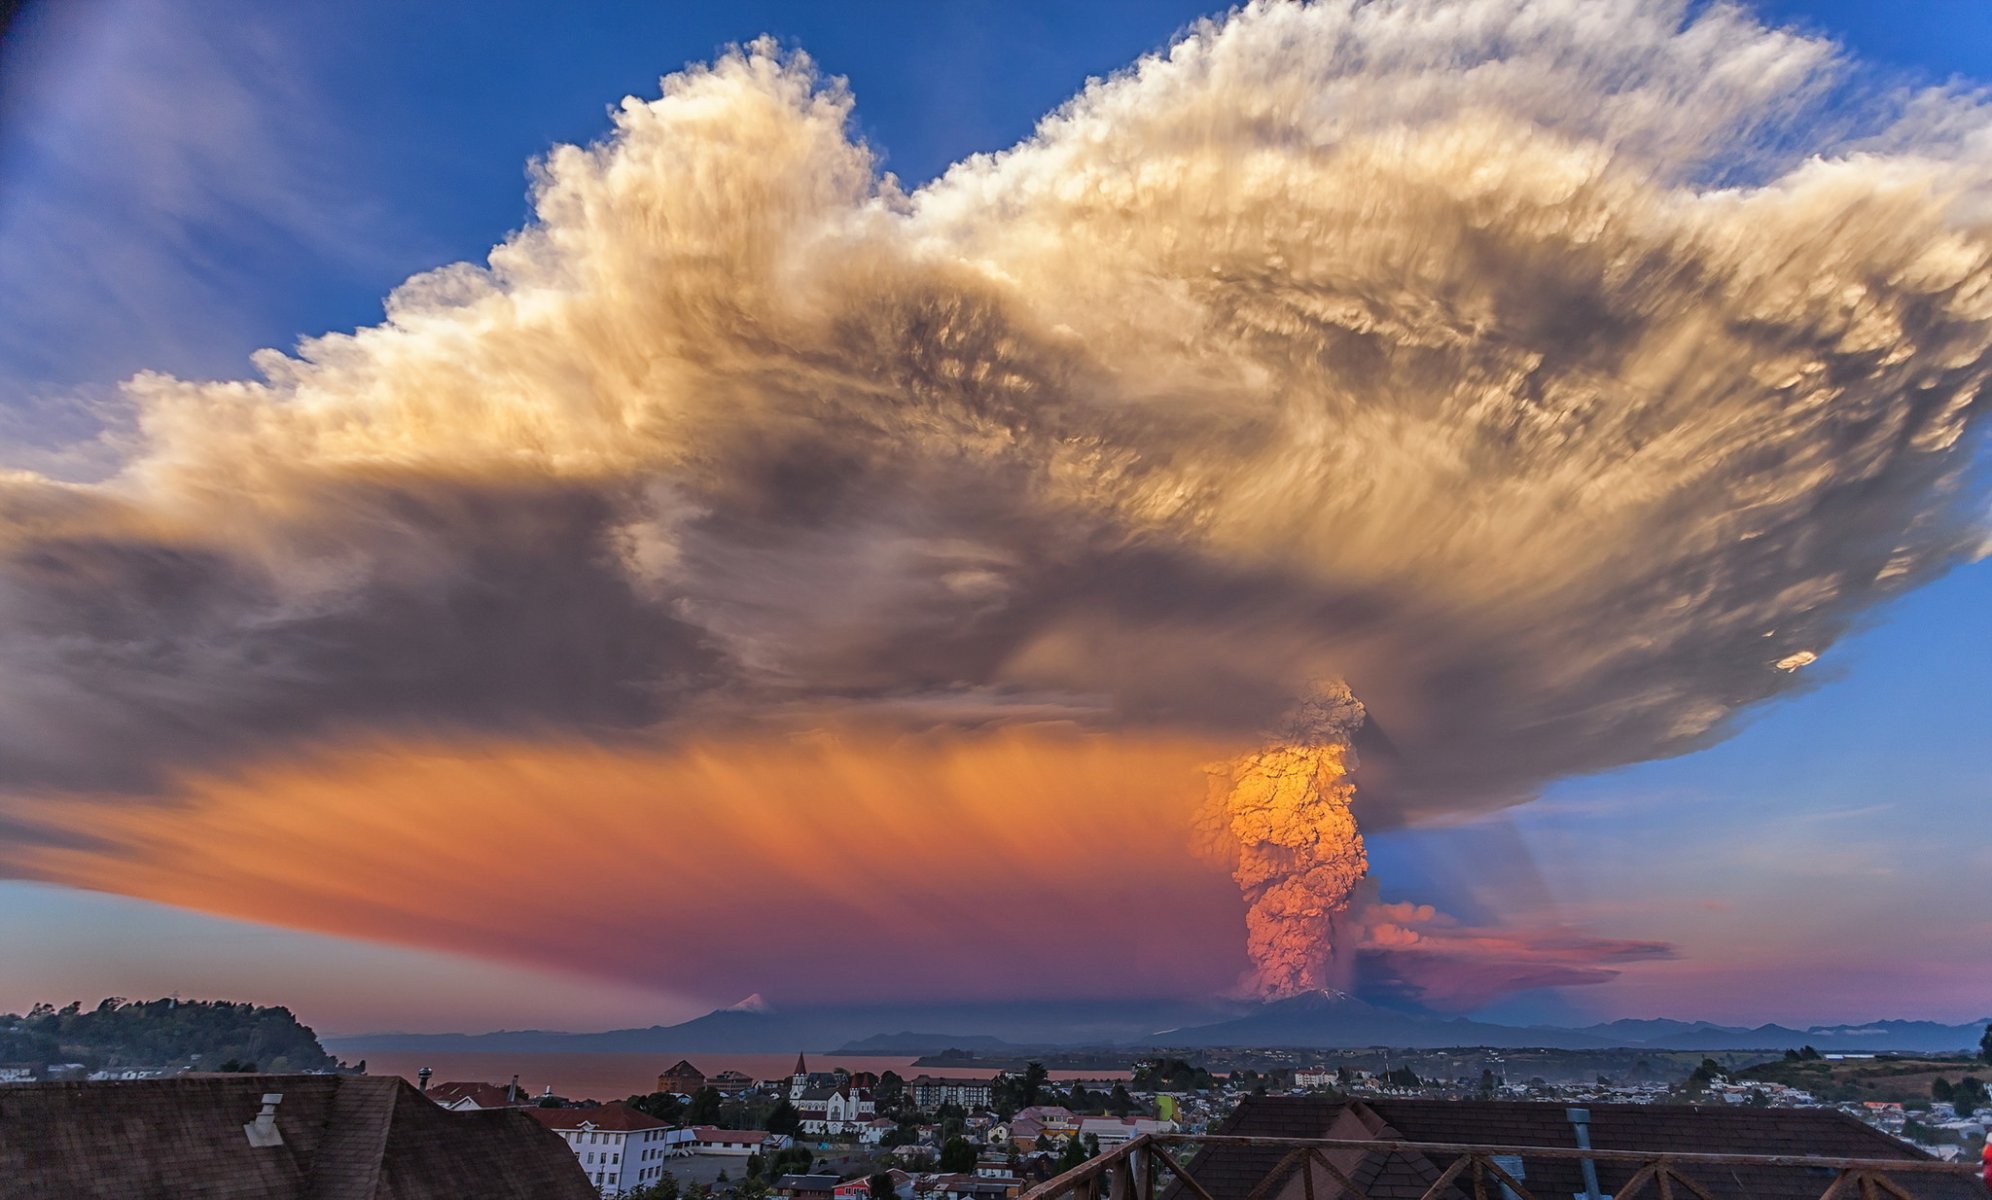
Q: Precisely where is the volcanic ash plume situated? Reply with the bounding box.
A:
[3,0,1992,1000]
[1204,688,1370,999]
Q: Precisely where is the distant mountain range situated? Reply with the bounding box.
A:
[326,991,1990,1058]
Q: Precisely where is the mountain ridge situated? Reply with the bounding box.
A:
[324,995,1990,1056]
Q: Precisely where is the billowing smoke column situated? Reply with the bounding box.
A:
[1205,686,1369,998]
[3,0,1992,1001]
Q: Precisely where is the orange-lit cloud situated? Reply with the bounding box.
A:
[0,728,1255,1002]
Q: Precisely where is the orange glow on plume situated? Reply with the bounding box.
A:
[1200,687,1369,998]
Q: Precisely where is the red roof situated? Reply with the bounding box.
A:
[529,1101,672,1132]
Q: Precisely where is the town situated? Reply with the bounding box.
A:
[404,1044,1992,1198]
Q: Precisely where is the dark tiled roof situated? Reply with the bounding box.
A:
[776,1174,845,1190]
[1168,1096,1978,1200]
[0,1073,596,1200]
[529,1101,672,1132]
[425,1080,520,1108]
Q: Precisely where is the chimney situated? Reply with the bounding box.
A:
[1565,1107,1607,1200]
[418,1066,432,1093]
[509,1074,520,1105]
[244,1092,285,1148]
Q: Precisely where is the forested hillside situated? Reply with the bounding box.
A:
[0,998,338,1073]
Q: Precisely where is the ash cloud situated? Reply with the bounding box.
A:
[3,1,1991,999]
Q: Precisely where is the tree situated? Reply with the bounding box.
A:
[746,1153,765,1181]
[629,1091,689,1123]
[1980,1025,1992,1065]
[687,1087,724,1126]
[877,1071,906,1111]
[939,1137,977,1174]
[1683,1059,1724,1094]
[1055,1134,1088,1173]
[869,1172,898,1200]
[1106,1083,1135,1116]
[765,1099,802,1137]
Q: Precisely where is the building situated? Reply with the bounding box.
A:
[1077,1115,1177,1147]
[910,1075,994,1111]
[658,1059,707,1095]
[692,1124,776,1154]
[798,1082,878,1135]
[1015,1105,1077,1134]
[529,1102,694,1196]
[426,1079,530,1110]
[861,1116,900,1145]
[710,1069,757,1095]
[775,1173,844,1200]
[1165,1095,1981,1200]
[0,1074,595,1200]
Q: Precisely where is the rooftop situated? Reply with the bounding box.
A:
[0,1074,594,1200]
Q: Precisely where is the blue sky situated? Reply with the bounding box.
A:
[0,0,1986,1032]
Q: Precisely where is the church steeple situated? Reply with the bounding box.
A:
[793,1052,808,1079]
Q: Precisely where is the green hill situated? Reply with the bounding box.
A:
[0,997,340,1074]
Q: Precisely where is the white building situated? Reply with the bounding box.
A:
[530,1103,692,1196]
[798,1083,878,1136]
[1076,1116,1177,1147]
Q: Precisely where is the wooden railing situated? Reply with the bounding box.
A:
[1020,1132,1982,1200]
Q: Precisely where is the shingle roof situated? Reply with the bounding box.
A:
[776,1174,845,1190]
[0,1073,596,1200]
[693,1125,770,1143]
[425,1080,519,1108]
[1168,1095,1978,1200]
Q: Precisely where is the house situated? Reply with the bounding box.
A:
[693,1124,775,1154]
[710,1069,757,1095]
[1015,1105,1077,1134]
[861,1116,900,1145]
[0,1074,594,1199]
[1165,1095,1981,1200]
[657,1059,707,1096]
[926,1175,1018,1200]
[530,1102,695,1196]
[775,1173,844,1200]
[426,1079,530,1110]
[909,1075,994,1111]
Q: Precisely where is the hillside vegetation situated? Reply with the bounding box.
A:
[0,997,339,1073]
[1734,1053,1981,1105]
